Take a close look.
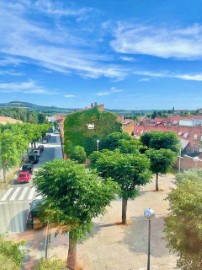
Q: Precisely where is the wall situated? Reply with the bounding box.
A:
[175,155,202,171]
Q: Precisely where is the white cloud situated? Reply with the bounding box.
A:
[120,56,136,62]
[111,23,202,59]
[96,87,123,96]
[134,70,202,81]
[96,91,111,96]
[34,0,93,19]
[0,81,51,94]
[111,87,123,93]
[64,94,76,98]
[0,1,127,80]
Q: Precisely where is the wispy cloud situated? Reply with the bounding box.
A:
[64,94,76,98]
[111,23,202,59]
[0,81,51,94]
[34,0,94,20]
[120,56,136,62]
[96,87,123,96]
[134,70,202,81]
[0,1,126,80]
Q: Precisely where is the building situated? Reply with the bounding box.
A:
[134,115,202,153]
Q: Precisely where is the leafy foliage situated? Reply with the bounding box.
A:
[140,130,180,153]
[34,159,119,240]
[164,177,202,270]
[90,149,151,223]
[90,149,151,199]
[33,257,66,270]
[0,107,48,123]
[64,107,121,156]
[69,145,86,163]
[0,234,25,269]
[146,148,177,174]
[175,169,202,184]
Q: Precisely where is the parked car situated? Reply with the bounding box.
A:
[37,145,44,152]
[26,199,44,229]
[33,149,40,157]
[22,163,33,174]
[28,154,39,164]
[16,171,32,184]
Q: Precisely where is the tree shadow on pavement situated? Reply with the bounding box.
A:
[121,215,170,258]
[8,209,28,233]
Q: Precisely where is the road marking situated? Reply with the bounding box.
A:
[28,187,36,200]
[10,187,22,201]
[1,188,14,201]
[35,194,42,199]
[18,187,29,201]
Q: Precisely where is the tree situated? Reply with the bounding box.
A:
[164,176,202,270]
[100,132,132,151]
[146,148,177,191]
[34,257,66,270]
[0,130,19,182]
[140,130,180,154]
[90,149,151,224]
[69,146,86,163]
[34,159,119,270]
[0,234,25,270]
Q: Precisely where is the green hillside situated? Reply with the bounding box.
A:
[64,106,121,155]
[0,101,74,115]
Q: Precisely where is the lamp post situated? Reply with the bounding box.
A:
[178,146,182,173]
[97,140,100,151]
[144,208,155,270]
[193,156,200,171]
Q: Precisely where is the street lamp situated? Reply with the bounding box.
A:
[193,156,200,171]
[178,146,182,173]
[144,208,155,270]
[96,140,100,151]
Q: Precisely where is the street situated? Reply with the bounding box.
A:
[0,134,62,234]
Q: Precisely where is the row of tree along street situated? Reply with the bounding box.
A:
[0,122,49,182]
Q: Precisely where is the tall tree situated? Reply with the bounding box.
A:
[164,175,202,270]
[140,130,180,154]
[146,148,177,191]
[34,159,119,270]
[0,130,19,182]
[90,150,151,224]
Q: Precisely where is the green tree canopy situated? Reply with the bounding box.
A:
[0,235,25,270]
[140,130,180,153]
[146,148,177,190]
[34,257,66,270]
[34,159,119,269]
[69,145,86,163]
[90,149,151,224]
[164,176,202,270]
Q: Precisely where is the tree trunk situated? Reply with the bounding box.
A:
[155,173,159,191]
[3,166,6,183]
[67,233,77,270]
[122,198,128,225]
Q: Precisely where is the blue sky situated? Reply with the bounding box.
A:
[0,0,202,110]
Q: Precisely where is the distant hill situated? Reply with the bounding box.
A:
[0,101,76,115]
[0,101,154,116]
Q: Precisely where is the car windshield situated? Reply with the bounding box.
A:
[20,173,26,177]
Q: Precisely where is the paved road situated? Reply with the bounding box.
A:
[0,134,62,233]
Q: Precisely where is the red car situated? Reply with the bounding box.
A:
[16,171,32,183]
